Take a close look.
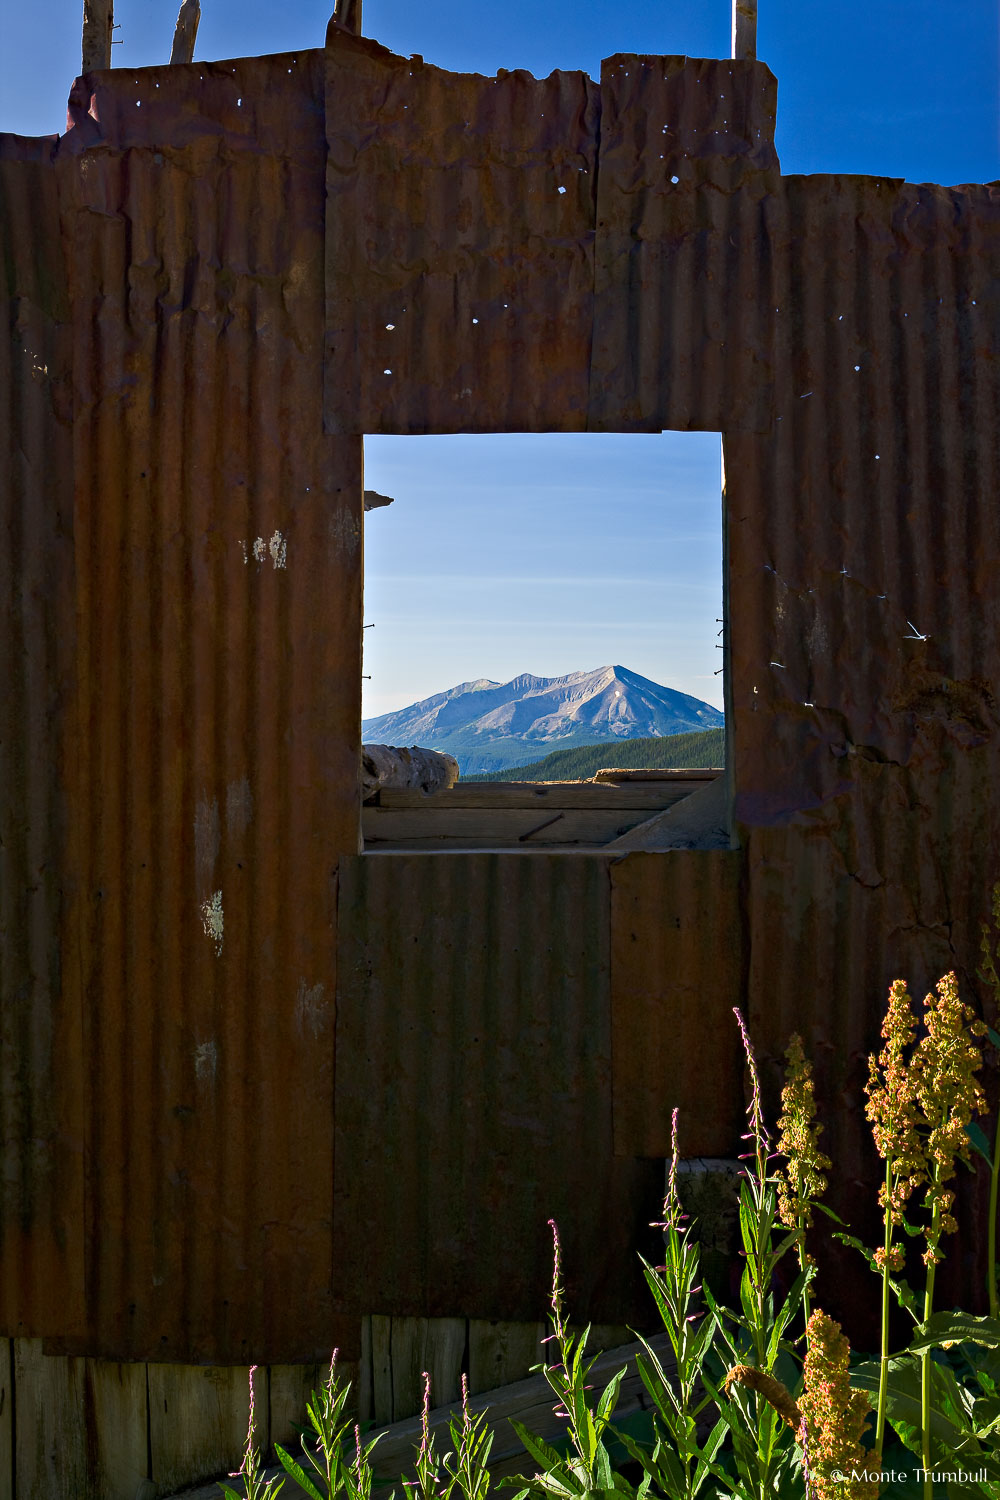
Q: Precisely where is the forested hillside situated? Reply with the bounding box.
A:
[460,727,724,782]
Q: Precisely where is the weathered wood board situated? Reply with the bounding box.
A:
[148,1363,251,1494]
[0,1340,12,1500]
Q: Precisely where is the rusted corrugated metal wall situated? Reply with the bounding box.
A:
[2,29,998,1358]
[0,133,85,1340]
[324,26,600,435]
[334,853,664,1325]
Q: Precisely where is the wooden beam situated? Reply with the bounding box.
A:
[333,0,363,34]
[169,0,201,64]
[732,0,757,60]
[81,0,113,71]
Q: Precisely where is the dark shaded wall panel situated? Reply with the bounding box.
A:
[51,53,362,1361]
[610,849,744,1159]
[324,26,599,435]
[334,853,664,1325]
[591,54,780,434]
[0,137,85,1337]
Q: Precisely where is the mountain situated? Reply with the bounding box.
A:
[362,665,724,775]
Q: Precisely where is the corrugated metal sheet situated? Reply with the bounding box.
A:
[3,29,998,1358]
[609,850,745,1159]
[48,52,362,1361]
[334,853,664,1324]
[590,54,780,434]
[324,25,599,435]
[725,173,1000,1326]
[0,133,85,1339]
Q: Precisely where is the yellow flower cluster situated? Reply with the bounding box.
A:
[776,1033,832,1233]
[864,972,986,1268]
[799,1309,878,1500]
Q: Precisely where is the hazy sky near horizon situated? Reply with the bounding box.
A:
[3,1,996,718]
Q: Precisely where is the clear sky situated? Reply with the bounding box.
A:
[3,2,996,718]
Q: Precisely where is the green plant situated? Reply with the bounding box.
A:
[221,1365,286,1500]
[976,882,1000,1320]
[440,1373,495,1500]
[502,1218,641,1500]
[275,1351,388,1500]
[614,1107,728,1500]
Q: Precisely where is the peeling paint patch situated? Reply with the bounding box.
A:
[295,979,330,1039]
[200,890,224,955]
[194,1040,218,1082]
[194,797,220,885]
[328,506,360,560]
[226,778,253,837]
[242,531,288,569]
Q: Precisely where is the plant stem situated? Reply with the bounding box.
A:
[875,1157,893,1462]
[989,1109,1000,1319]
[921,1195,941,1500]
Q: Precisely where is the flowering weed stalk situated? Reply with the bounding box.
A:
[859,971,989,1497]
[275,1350,387,1500]
[503,1219,636,1499]
[776,1035,832,1333]
[977,881,1000,1319]
[797,1311,876,1500]
[701,1011,810,1500]
[440,1373,494,1500]
[614,1108,728,1500]
[221,1366,286,1500]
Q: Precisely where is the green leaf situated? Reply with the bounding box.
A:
[905,1313,1000,1353]
[509,1420,568,1474]
[595,1369,625,1428]
[986,1024,1000,1049]
[274,1445,326,1500]
[965,1122,995,1167]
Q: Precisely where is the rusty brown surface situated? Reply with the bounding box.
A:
[0,136,85,1340]
[591,55,780,435]
[2,29,999,1358]
[49,51,361,1361]
[324,26,599,436]
[609,850,745,1158]
[334,853,664,1324]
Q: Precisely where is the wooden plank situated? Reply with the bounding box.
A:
[467,1320,546,1396]
[148,1363,251,1495]
[160,1332,675,1500]
[168,0,201,64]
[592,768,722,783]
[371,1316,393,1426]
[81,0,113,69]
[13,1340,87,1500]
[388,1316,466,1423]
[363,1331,671,1492]
[378,782,708,810]
[268,1363,325,1457]
[362,808,667,847]
[84,1357,151,1498]
[0,1341,11,1500]
[359,1315,374,1426]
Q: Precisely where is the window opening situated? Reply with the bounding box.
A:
[361,432,727,851]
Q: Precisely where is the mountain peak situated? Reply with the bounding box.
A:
[363,666,724,776]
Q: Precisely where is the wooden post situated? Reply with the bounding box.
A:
[333,0,363,35]
[731,0,757,60]
[169,0,201,63]
[81,0,113,70]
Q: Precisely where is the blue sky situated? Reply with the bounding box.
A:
[3,1,996,717]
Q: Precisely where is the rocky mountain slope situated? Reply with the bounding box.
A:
[362,665,724,775]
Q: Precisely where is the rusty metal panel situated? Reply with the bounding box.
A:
[47,52,362,1362]
[324,25,599,436]
[610,850,745,1158]
[725,173,1000,1322]
[0,136,86,1339]
[590,54,780,434]
[334,853,664,1324]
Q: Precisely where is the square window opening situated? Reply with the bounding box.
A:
[360,432,730,852]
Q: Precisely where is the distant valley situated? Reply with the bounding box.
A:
[362,665,724,775]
